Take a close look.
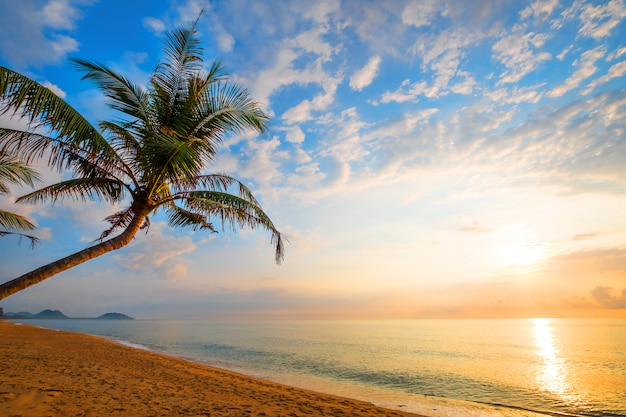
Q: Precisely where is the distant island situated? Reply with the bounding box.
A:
[2,309,133,320]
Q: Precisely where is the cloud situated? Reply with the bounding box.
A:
[113,222,198,282]
[582,60,626,95]
[591,286,626,308]
[551,247,626,275]
[0,1,92,68]
[401,0,441,28]
[520,0,559,21]
[548,46,605,97]
[41,82,67,99]
[560,295,596,309]
[454,220,492,236]
[607,46,626,60]
[281,77,341,124]
[572,233,598,241]
[487,84,545,104]
[408,26,485,98]
[292,25,335,59]
[577,0,626,40]
[143,17,166,34]
[251,46,327,110]
[378,79,427,104]
[236,135,287,201]
[492,26,552,85]
[349,56,382,91]
[174,0,208,24]
[285,126,306,144]
[450,72,476,95]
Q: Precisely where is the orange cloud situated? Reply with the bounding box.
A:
[591,286,626,309]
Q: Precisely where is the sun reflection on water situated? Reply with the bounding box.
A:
[530,318,568,394]
[529,318,585,408]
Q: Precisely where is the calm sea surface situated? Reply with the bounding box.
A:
[13,318,625,417]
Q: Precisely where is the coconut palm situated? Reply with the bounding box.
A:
[0,22,283,301]
[0,151,40,247]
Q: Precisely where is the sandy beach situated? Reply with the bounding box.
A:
[0,321,424,417]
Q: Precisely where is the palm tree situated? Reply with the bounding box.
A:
[0,151,40,247]
[0,22,284,301]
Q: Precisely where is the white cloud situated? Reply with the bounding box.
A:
[492,26,552,85]
[413,27,481,67]
[286,126,306,144]
[293,148,313,164]
[582,60,626,95]
[143,17,166,34]
[377,79,429,104]
[368,108,439,141]
[450,72,476,95]
[429,49,461,95]
[548,46,606,97]
[251,46,326,110]
[487,85,545,104]
[293,26,335,59]
[349,56,382,91]
[0,1,91,68]
[114,222,197,281]
[557,45,573,60]
[410,27,484,97]
[217,32,235,52]
[401,0,440,28]
[578,0,626,40]
[237,136,286,201]
[282,77,340,124]
[608,46,626,60]
[42,0,82,29]
[520,0,559,20]
[175,0,208,25]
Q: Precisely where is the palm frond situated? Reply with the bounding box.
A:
[0,151,40,194]
[98,120,142,186]
[97,207,132,241]
[96,208,150,242]
[143,134,203,191]
[70,59,151,122]
[0,67,109,154]
[164,204,217,232]
[0,209,36,230]
[0,229,39,248]
[0,127,132,189]
[151,24,205,120]
[172,173,261,206]
[192,80,270,141]
[180,190,284,263]
[16,178,125,205]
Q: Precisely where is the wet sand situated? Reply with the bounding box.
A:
[0,321,424,417]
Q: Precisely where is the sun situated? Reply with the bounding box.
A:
[498,244,545,266]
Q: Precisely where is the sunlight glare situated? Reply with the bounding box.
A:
[498,244,545,266]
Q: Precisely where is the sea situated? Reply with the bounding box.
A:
[10,318,625,417]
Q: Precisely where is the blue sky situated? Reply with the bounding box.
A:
[1,0,625,318]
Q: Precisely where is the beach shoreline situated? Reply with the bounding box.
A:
[0,321,425,417]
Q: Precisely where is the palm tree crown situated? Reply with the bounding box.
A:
[0,22,283,300]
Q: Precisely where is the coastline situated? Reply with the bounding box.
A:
[0,321,424,417]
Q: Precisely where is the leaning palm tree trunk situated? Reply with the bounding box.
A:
[0,213,146,300]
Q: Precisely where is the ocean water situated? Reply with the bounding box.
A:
[12,318,625,417]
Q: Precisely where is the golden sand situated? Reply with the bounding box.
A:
[0,321,423,416]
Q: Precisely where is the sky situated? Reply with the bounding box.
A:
[0,0,625,319]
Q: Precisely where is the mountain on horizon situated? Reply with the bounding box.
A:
[2,309,133,320]
[34,309,68,319]
[96,312,133,320]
